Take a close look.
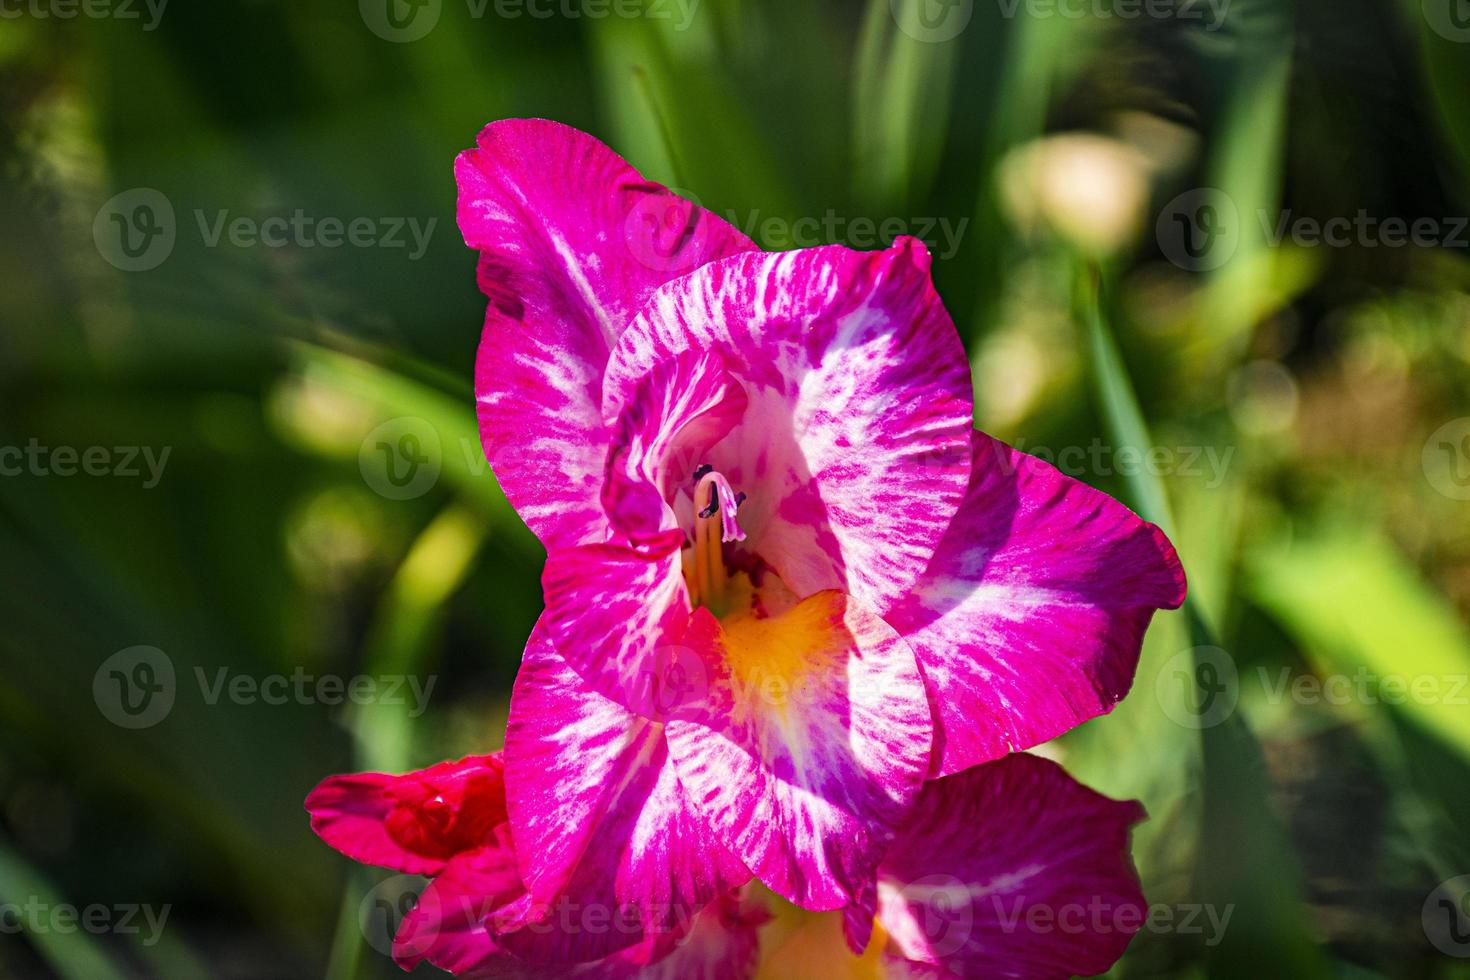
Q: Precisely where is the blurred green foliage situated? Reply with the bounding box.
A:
[1,0,1469,977]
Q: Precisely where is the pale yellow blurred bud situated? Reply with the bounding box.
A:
[998,132,1153,257]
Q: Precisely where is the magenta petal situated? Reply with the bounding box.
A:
[664,592,932,911]
[392,845,529,975]
[541,543,692,717]
[859,753,1147,979]
[304,755,506,875]
[458,119,757,550]
[503,623,750,945]
[888,430,1187,777]
[594,892,767,980]
[602,239,974,614]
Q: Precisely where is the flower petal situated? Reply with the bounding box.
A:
[400,887,764,980]
[857,752,1147,979]
[541,543,693,717]
[504,622,750,942]
[459,118,757,549]
[602,239,973,614]
[603,348,749,552]
[304,755,506,875]
[887,430,1187,777]
[664,590,932,911]
[392,845,529,975]
[592,892,767,980]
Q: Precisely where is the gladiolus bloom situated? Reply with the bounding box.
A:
[306,118,1186,979]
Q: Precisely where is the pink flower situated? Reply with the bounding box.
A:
[306,118,1186,979]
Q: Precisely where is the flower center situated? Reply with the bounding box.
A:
[682,466,746,616]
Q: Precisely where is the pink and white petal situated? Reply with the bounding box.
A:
[888,430,1187,777]
[541,543,693,717]
[504,624,750,941]
[458,118,756,550]
[603,239,973,614]
[664,591,932,911]
[603,349,749,550]
[868,752,1147,979]
[609,891,765,980]
[304,755,506,875]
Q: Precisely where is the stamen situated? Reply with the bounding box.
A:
[694,471,746,544]
[684,469,747,612]
[692,463,713,481]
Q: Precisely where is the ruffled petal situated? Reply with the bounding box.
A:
[541,543,693,717]
[392,845,530,975]
[603,349,749,552]
[504,622,750,943]
[664,591,932,910]
[854,753,1147,979]
[888,430,1187,777]
[459,118,757,550]
[602,239,973,615]
[592,891,767,980]
[400,887,763,980]
[304,755,506,875]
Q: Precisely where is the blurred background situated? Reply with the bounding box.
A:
[2,0,1469,976]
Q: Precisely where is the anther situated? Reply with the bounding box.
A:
[692,463,713,482]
